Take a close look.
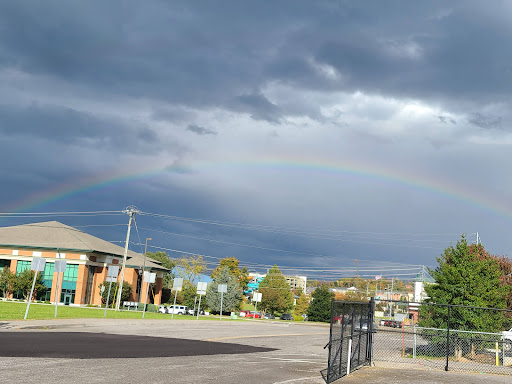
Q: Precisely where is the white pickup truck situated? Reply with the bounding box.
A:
[504,328,512,351]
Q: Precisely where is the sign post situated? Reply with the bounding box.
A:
[252,292,262,320]
[171,278,183,319]
[142,272,156,319]
[196,282,207,320]
[218,284,227,320]
[104,265,119,317]
[24,258,46,320]
[53,260,67,318]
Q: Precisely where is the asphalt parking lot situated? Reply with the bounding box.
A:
[0,319,511,384]
[0,318,330,384]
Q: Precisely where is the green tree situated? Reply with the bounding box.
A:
[258,265,293,314]
[0,267,16,298]
[15,269,45,300]
[179,280,198,309]
[176,255,206,282]
[307,285,334,322]
[211,257,250,292]
[419,237,512,358]
[294,291,309,320]
[206,267,242,314]
[420,237,510,331]
[98,281,133,306]
[145,251,175,289]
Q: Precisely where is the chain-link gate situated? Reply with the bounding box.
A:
[321,298,375,383]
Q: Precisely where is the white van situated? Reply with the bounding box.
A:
[167,305,189,315]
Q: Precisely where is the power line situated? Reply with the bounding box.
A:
[136,226,425,266]
[138,211,461,249]
[137,242,428,276]
[139,211,462,237]
[0,210,123,217]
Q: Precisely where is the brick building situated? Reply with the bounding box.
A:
[0,221,168,306]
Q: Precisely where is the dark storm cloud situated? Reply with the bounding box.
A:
[186,124,217,135]
[1,1,511,117]
[229,91,281,123]
[0,104,163,152]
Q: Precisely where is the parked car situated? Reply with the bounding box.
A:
[246,311,262,318]
[280,313,293,321]
[354,322,368,331]
[239,310,250,317]
[383,320,402,328]
[264,313,275,319]
[167,305,190,315]
[158,305,168,314]
[503,328,512,351]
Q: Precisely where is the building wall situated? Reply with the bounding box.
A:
[0,246,163,306]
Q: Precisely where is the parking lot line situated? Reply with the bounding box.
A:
[204,331,328,342]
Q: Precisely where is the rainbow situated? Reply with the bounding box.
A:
[2,155,511,220]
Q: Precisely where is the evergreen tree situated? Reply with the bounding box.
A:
[258,265,293,314]
[307,285,334,322]
[206,266,242,314]
[419,236,511,333]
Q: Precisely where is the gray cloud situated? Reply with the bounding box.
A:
[0,103,167,152]
[468,113,503,130]
[186,124,217,135]
[229,91,281,123]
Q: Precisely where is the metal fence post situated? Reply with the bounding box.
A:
[445,305,451,371]
[368,297,375,365]
[413,325,417,359]
[326,298,334,383]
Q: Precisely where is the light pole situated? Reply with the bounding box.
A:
[139,237,152,302]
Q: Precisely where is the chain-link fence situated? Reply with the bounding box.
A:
[373,299,512,375]
[321,299,374,383]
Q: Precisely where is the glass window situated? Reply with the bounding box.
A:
[16,260,31,274]
[60,264,79,304]
[36,263,54,301]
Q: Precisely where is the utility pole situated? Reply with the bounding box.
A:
[115,206,138,311]
[138,237,152,302]
[476,232,480,245]
[354,259,359,289]
[389,277,394,320]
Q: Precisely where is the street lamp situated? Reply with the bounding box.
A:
[139,238,152,302]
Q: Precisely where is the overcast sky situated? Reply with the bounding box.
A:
[1,1,511,280]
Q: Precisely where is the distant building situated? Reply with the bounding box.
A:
[330,287,358,294]
[285,275,307,293]
[245,272,307,294]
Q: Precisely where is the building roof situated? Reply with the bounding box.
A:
[0,221,168,272]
